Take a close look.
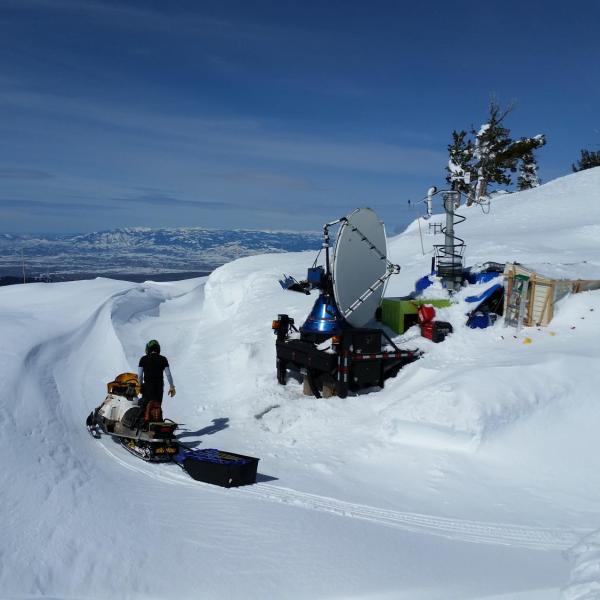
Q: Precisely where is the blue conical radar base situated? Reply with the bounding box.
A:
[300,293,347,339]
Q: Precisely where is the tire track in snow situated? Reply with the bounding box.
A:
[99,438,587,551]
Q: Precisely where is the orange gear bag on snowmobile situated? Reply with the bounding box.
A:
[106,372,141,397]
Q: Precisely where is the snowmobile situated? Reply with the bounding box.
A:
[86,372,179,462]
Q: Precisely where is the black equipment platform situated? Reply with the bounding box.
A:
[175,449,259,488]
[274,315,420,398]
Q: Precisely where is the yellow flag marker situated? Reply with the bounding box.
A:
[523,337,532,344]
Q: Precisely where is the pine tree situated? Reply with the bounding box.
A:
[446,102,546,203]
[572,149,600,172]
[445,130,475,195]
[517,150,540,190]
[471,103,515,201]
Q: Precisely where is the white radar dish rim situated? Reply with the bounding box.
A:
[332,207,389,328]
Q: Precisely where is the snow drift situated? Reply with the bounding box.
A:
[2,168,600,599]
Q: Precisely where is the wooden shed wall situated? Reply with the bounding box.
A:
[503,263,600,327]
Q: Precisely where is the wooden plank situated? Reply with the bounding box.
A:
[526,277,536,326]
[540,286,552,325]
[547,281,556,323]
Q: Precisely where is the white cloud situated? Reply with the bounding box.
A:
[0,89,445,175]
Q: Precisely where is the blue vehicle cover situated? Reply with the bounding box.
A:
[465,283,503,304]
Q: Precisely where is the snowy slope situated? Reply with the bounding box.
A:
[2,168,600,599]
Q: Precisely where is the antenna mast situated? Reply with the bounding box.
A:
[21,248,26,284]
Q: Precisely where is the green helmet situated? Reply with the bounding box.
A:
[145,339,161,354]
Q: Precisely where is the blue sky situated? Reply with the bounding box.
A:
[1,0,599,233]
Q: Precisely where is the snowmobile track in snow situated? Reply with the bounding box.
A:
[240,484,585,551]
[99,440,587,552]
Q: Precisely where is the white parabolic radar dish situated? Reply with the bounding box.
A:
[332,207,388,328]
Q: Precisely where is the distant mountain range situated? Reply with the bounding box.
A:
[0,227,321,280]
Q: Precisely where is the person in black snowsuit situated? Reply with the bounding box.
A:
[138,339,176,422]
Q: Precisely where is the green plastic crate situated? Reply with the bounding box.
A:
[380,297,452,334]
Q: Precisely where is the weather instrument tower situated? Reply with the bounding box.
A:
[424,186,466,292]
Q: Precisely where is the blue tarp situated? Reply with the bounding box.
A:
[465,283,504,329]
